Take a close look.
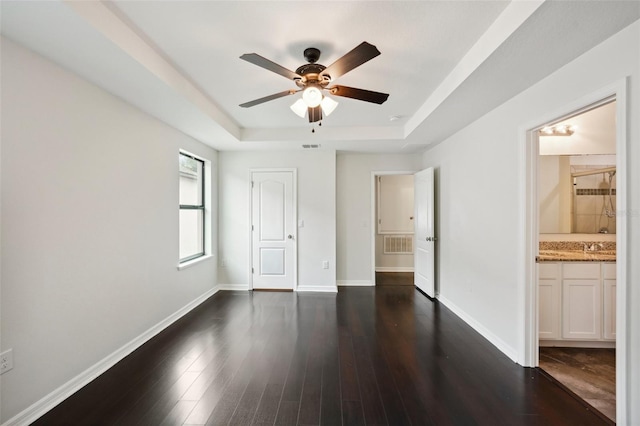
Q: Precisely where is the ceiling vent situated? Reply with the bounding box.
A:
[302,144,320,149]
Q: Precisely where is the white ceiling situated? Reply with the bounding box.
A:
[1,1,638,153]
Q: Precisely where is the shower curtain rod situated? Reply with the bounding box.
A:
[571,166,616,178]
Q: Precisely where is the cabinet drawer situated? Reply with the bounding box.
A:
[539,263,560,279]
[603,263,616,279]
[562,263,600,279]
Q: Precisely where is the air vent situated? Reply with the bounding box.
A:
[302,144,321,149]
[383,235,413,254]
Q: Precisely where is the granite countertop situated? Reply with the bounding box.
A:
[536,241,617,263]
[537,250,616,262]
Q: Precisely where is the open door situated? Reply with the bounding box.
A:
[414,168,435,297]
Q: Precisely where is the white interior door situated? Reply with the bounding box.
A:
[414,168,435,297]
[251,170,296,290]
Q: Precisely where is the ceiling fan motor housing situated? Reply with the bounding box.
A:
[303,47,321,63]
[294,48,332,88]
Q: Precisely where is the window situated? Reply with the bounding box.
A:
[179,152,205,263]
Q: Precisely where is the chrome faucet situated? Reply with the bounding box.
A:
[583,243,604,252]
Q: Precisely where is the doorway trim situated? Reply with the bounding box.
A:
[519,79,627,423]
[248,168,298,291]
[370,170,417,285]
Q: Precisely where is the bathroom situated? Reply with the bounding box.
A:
[537,99,617,421]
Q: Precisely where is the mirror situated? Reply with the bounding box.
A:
[538,100,616,234]
[539,156,616,234]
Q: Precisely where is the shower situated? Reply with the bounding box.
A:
[571,166,616,233]
[604,170,616,219]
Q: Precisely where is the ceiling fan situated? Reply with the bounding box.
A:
[239,41,389,123]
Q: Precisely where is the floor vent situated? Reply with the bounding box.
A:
[383,235,413,254]
[302,144,321,149]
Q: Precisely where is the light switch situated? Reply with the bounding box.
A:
[298,220,304,228]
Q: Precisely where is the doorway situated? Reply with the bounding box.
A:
[537,99,617,421]
[372,172,415,286]
[523,81,627,424]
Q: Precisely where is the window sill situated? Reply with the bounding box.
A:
[177,255,213,271]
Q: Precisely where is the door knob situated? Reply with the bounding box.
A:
[287,234,294,240]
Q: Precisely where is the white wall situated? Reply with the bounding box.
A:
[217,150,336,292]
[539,155,572,233]
[422,21,639,422]
[336,153,422,285]
[539,100,616,155]
[0,38,218,422]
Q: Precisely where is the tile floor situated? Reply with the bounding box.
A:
[539,347,615,422]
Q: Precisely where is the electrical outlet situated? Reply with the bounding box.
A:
[220,259,226,267]
[322,260,329,269]
[1,349,13,374]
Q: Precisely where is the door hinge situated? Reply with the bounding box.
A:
[378,219,381,224]
[252,267,254,274]
[251,181,254,188]
[252,225,254,231]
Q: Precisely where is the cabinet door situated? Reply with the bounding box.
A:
[562,279,602,340]
[603,279,616,340]
[539,263,561,339]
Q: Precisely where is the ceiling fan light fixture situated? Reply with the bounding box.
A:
[302,86,322,108]
[320,96,339,116]
[239,42,389,124]
[290,99,307,118]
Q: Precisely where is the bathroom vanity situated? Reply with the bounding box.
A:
[537,243,616,347]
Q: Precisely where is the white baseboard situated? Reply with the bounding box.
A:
[296,285,338,293]
[437,294,519,363]
[219,284,339,293]
[2,287,219,426]
[540,340,615,348]
[337,280,374,287]
[375,267,414,272]
[218,283,250,291]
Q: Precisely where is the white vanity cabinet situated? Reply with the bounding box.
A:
[538,263,561,339]
[538,261,616,344]
[562,263,601,340]
[603,263,616,340]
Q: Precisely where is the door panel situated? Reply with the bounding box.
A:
[414,168,435,297]
[259,248,285,275]
[252,171,295,290]
[260,180,286,240]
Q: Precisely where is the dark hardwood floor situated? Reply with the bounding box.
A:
[34,287,609,425]
[375,272,414,286]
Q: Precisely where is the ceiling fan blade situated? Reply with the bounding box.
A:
[321,42,381,81]
[308,106,322,123]
[240,53,301,80]
[239,90,297,108]
[328,85,389,104]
